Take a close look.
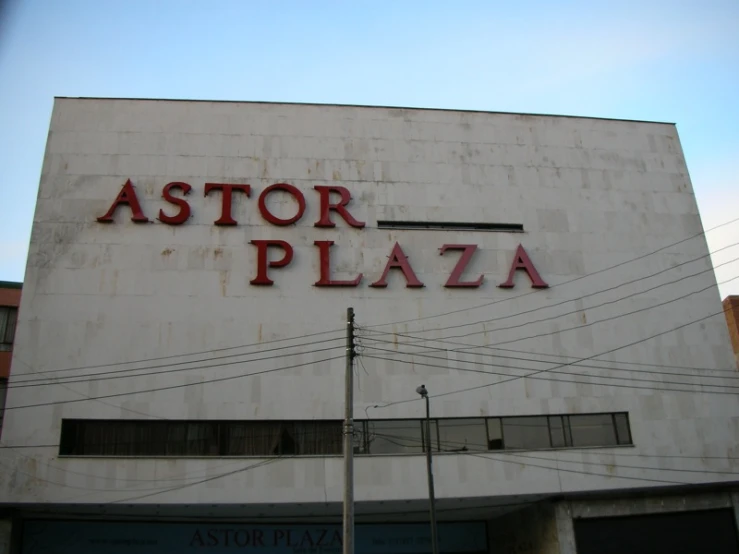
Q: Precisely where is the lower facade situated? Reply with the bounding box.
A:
[3,488,739,554]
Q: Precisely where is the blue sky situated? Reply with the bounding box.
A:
[0,0,737,296]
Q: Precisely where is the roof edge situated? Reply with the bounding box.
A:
[0,281,23,289]
[53,97,676,126]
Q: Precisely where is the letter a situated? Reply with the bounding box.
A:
[498,244,548,288]
[370,243,424,288]
[97,179,149,223]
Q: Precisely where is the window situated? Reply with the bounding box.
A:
[549,416,567,448]
[502,416,551,449]
[487,419,503,450]
[60,420,342,456]
[0,307,18,351]
[614,413,632,445]
[567,414,618,447]
[362,420,426,454]
[59,413,632,457]
[437,419,487,452]
[0,378,7,435]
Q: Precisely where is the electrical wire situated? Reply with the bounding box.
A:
[359,434,683,485]
[109,457,288,504]
[358,267,739,349]
[362,353,739,395]
[11,337,343,385]
[364,309,728,408]
[367,432,739,476]
[358,332,739,374]
[4,355,344,411]
[364,242,739,337]
[360,343,739,383]
[18,326,344,376]
[0,456,201,493]
[9,341,344,388]
[9,356,171,421]
[367,432,739,485]
[361,215,739,329]
[0,443,265,484]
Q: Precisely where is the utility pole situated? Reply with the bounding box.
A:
[343,307,356,554]
[417,384,439,554]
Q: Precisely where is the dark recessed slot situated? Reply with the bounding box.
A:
[376,221,524,232]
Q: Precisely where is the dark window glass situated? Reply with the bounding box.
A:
[437,419,487,452]
[0,307,18,351]
[502,416,551,449]
[0,378,7,433]
[353,421,368,454]
[568,414,618,447]
[614,413,632,445]
[58,413,632,457]
[298,421,343,455]
[487,418,503,450]
[549,416,566,447]
[60,420,342,456]
[366,420,424,454]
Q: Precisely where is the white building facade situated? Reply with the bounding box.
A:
[1,98,738,553]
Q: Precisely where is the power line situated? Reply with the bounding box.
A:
[358,266,739,350]
[9,356,171,421]
[4,355,344,411]
[365,274,738,353]
[364,433,686,485]
[362,215,739,329]
[17,334,344,379]
[109,457,287,504]
[488,345,739,373]
[362,346,739,388]
[0,456,192,493]
[368,432,739,486]
[364,335,739,381]
[22,328,344,375]
[367,432,739,476]
[364,243,739,337]
[362,353,739,395]
[365,310,728,408]
[365,339,739,381]
[9,342,344,388]
[364,333,739,370]
[4,428,737,490]
[0,444,260,484]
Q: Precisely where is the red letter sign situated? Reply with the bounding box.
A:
[204,183,251,225]
[499,244,548,289]
[258,183,306,226]
[97,179,149,223]
[370,243,424,288]
[158,182,192,225]
[250,240,294,286]
[439,244,483,287]
[314,241,362,287]
[314,186,365,228]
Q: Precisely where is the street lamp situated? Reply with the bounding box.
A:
[416,384,439,554]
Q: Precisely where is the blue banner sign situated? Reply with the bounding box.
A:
[22,521,487,554]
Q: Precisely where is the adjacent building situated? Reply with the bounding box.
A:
[724,296,739,368]
[0,98,738,554]
[0,281,21,435]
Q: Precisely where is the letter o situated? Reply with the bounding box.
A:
[234,531,249,547]
[258,183,306,226]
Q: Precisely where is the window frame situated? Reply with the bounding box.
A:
[58,412,633,458]
[0,306,18,350]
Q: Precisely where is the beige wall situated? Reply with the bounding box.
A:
[1,99,737,508]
